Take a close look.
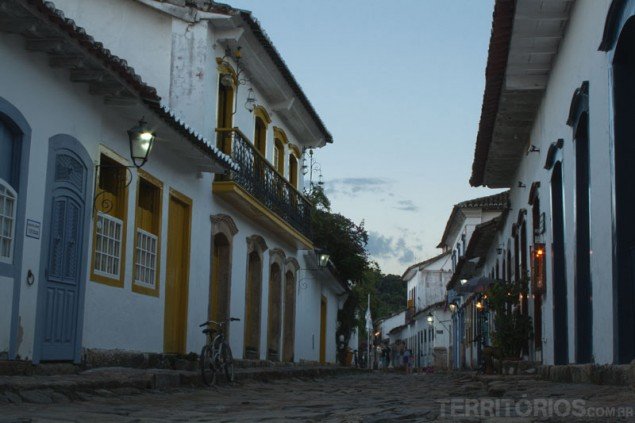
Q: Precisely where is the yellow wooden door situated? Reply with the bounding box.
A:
[164,192,191,354]
[319,296,327,364]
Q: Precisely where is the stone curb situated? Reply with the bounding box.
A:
[0,366,363,405]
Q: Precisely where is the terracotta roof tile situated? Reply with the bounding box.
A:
[13,0,236,171]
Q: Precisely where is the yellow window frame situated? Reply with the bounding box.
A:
[132,169,163,297]
[90,147,129,288]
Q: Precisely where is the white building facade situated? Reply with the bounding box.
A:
[468,0,635,366]
[0,0,343,365]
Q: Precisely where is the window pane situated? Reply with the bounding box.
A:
[0,121,14,185]
[134,228,158,289]
[94,212,123,278]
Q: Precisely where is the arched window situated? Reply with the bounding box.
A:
[216,60,236,154]
[0,181,16,263]
[253,106,270,158]
[0,117,17,263]
[273,139,284,175]
[288,145,301,190]
[273,127,288,176]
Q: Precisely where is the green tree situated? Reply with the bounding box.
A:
[307,186,407,363]
[307,186,370,358]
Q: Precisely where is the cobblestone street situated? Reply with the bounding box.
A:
[1,372,635,422]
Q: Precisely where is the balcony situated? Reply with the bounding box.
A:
[213,128,313,248]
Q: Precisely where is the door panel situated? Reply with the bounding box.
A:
[164,193,191,354]
[282,271,295,362]
[41,150,87,361]
[319,296,326,364]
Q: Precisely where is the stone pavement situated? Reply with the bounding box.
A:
[1,371,635,422]
[0,364,356,405]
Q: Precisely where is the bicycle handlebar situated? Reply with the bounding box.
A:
[199,317,240,327]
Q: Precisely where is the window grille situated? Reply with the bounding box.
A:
[134,228,158,288]
[0,180,16,263]
[94,212,123,278]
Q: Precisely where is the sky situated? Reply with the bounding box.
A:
[227,0,498,275]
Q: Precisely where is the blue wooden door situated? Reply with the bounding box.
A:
[40,148,88,361]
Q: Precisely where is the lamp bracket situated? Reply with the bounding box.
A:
[92,164,134,214]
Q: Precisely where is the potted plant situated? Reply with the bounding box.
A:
[485,278,533,373]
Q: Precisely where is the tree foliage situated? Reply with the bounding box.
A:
[307,186,406,361]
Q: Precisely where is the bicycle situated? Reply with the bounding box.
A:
[199,317,239,386]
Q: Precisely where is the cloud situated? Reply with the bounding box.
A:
[325,177,392,198]
[398,249,416,265]
[366,232,395,258]
[367,231,419,266]
[394,199,419,212]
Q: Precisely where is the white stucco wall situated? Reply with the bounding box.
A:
[51,0,173,100]
[476,0,614,364]
[2,0,337,364]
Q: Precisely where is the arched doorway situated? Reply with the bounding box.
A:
[244,251,262,359]
[282,263,297,362]
[613,18,635,363]
[210,214,237,341]
[266,262,282,361]
[551,161,568,365]
[211,233,231,328]
[36,134,92,362]
[244,235,267,360]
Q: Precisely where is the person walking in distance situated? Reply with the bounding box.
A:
[403,348,411,374]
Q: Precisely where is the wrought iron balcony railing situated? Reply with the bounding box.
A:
[216,128,312,240]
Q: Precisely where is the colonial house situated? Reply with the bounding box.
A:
[376,252,453,369]
[436,191,508,369]
[400,252,452,369]
[468,0,635,366]
[0,0,344,365]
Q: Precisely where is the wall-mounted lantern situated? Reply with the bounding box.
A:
[127,118,155,168]
[316,248,330,268]
[532,243,546,294]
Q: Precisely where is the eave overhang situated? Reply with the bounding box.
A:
[1,0,236,173]
[204,7,332,149]
[446,215,504,291]
[470,0,575,188]
[437,191,510,249]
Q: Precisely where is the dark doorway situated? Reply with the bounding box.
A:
[532,196,543,359]
[574,113,593,363]
[613,18,635,363]
[551,161,569,365]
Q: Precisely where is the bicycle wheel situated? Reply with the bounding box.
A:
[221,343,234,383]
[200,345,216,386]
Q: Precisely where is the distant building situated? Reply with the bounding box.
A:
[437,192,509,369]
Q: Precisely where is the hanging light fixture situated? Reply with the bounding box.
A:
[127,118,155,168]
[245,88,256,112]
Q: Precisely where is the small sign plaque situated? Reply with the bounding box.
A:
[26,219,41,239]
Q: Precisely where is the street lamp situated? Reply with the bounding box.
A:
[316,249,330,268]
[426,312,434,324]
[127,118,155,168]
[449,301,458,313]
